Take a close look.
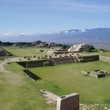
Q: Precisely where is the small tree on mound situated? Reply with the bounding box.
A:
[62,45,70,50]
[83,45,95,52]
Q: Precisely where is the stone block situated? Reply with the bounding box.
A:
[57,93,79,110]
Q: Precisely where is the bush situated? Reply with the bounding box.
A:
[39,50,44,52]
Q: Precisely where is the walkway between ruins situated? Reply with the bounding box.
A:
[0,57,23,73]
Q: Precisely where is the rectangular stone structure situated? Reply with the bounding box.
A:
[57,93,79,110]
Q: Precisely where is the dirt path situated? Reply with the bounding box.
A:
[40,89,58,104]
[0,60,9,73]
[0,57,24,73]
[39,89,109,110]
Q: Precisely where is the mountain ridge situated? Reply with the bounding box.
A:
[1,28,110,49]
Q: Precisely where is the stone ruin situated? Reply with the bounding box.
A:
[46,49,99,63]
[68,43,93,52]
[44,51,81,65]
[49,54,99,65]
[81,69,110,78]
[17,49,99,68]
[17,54,99,68]
[50,56,79,65]
[45,49,69,55]
[57,93,79,110]
[0,47,12,56]
[17,59,52,68]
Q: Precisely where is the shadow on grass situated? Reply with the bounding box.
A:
[103,99,110,104]
[23,70,41,81]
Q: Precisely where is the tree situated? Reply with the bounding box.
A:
[62,45,70,50]
[83,45,95,52]
[0,41,2,45]
[62,45,67,50]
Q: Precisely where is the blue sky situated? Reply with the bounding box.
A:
[0,0,110,37]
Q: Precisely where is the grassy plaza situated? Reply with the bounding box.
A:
[0,46,110,110]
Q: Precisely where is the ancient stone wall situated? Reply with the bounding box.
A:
[51,56,77,65]
[17,55,99,68]
[79,55,99,62]
[17,60,51,68]
[0,49,12,56]
[81,69,110,78]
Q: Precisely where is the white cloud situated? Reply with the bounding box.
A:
[3,32,14,36]
[48,31,52,34]
[63,30,69,34]
[70,31,75,33]
[18,33,33,36]
[40,31,61,35]
[2,32,35,37]
[81,29,86,32]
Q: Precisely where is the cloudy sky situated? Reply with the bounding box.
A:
[0,0,110,37]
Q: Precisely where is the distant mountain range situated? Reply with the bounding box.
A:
[1,28,110,49]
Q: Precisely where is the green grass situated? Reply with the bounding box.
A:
[3,46,46,57]
[0,63,57,110]
[29,61,110,104]
[1,46,110,109]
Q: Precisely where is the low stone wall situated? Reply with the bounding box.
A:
[81,70,89,75]
[17,60,51,68]
[79,55,99,62]
[17,55,99,68]
[51,56,78,65]
[81,69,110,78]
